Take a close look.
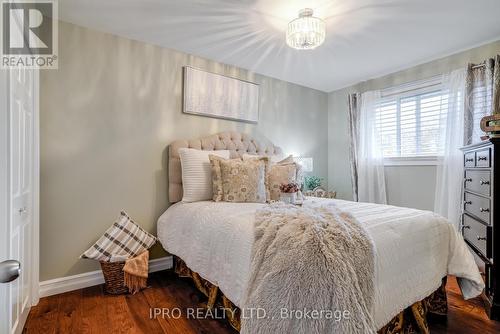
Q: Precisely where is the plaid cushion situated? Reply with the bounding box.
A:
[81,211,156,262]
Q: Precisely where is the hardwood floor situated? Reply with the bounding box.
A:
[25,272,499,333]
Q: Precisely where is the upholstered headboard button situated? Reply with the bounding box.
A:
[168,132,282,203]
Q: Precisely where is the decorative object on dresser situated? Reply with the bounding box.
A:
[461,138,499,319]
[481,114,500,139]
[183,66,260,123]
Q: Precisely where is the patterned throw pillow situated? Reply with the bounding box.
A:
[209,155,237,201]
[243,154,304,200]
[209,155,269,203]
[80,211,156,262]
[268,164,297,201]
[274,155,304,188]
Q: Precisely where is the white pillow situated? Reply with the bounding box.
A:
[179,148,230,202]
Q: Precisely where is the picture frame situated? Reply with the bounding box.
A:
[183,66,260,123]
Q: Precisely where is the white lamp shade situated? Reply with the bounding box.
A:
[294,157,313,172]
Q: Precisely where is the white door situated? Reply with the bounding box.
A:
[0,66,39,334]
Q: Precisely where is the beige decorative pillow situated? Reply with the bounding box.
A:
[209,155,238,201]
[279,156,304,188]
[209,155,269,203]
[243,154,304,194]
[268,164,297,200]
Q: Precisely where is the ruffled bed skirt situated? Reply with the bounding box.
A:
[174,256,447,334]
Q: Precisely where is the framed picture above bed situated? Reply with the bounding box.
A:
[183,66,260,123]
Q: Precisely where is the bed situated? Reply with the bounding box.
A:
[159,131,484,333]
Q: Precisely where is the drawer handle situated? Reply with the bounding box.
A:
[465,158,474,162]
[480,208,490,212]
[477,236,487,241]
[464,201,472,205]
[480,180,490,185]
[464,178,472,182]
[463,225,471,229]
[478,156,487,161]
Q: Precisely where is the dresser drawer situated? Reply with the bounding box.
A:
[464,192,491,224]
[464,152,476,167]
[465,170,491,196]
[476,148,491,167]
[463,214,491,259]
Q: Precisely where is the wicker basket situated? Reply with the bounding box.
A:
[100,261,129,294]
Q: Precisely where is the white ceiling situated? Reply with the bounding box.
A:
[59,0,500,92]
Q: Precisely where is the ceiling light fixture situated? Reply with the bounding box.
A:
[286,8,326,50]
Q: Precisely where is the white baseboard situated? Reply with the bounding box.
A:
[39,256,173,298]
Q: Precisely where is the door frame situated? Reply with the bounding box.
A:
[1,65,9,334]
[32,68,40,306]
[0,67,40,333]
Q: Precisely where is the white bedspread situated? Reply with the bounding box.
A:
[157,198,484,330]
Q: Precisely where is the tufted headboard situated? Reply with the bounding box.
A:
[168,131,282,203]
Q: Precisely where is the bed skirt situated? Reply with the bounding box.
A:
[174,256,447,334]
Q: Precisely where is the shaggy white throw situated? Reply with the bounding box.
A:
[241,202,376,334]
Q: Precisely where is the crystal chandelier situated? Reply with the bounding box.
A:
[286,8,326,50]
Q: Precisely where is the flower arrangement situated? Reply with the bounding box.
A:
[305,175,322,190]
[279,182,300,193]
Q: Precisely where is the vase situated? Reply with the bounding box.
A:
[280,192,297,204]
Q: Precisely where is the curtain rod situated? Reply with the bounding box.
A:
[380,75,442,98]
[381,83,442,98]
[375,63,488,98]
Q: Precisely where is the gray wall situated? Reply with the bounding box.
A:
[328,40,500,210]
[40,21,328,281]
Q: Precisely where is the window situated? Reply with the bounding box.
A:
[375,85,448,161]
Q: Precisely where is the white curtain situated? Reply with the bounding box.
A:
[358,90,387,204]
[434,69,466,230]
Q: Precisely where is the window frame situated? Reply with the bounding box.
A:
[383,156,439,166]
[377,77,445,166]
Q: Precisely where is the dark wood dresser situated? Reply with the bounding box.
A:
[461,138,499,319]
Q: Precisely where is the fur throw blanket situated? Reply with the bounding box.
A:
[241,202,376,334]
